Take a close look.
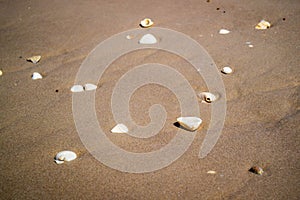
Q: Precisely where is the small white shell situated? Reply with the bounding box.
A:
[176,117,202,131]
[198,92,218,103]
[27,55,41,64]
[255,20,271,30]
[221,66,233,74]
[31,72,43,80]
[55,151,77,164]
[207,170,217,174]
[139,34,157,44]
[0,69,3,76]
[219,29,230,34]
[111,123,128,133]
[126,35,134,40]
[140,18,154,28]
[71,85,84,93]
[84,83,97,91]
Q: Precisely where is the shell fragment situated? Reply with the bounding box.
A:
[219,29,230,34]
[255,20,271,30]
[55,151,77,164]
[249,166,264,175]
[84,83,97,91]
[31,72,43,80]
[198,92,218,103]
[111,123,128,133]
[140,18,154,28]
[176,117,202,131]
[71,85,84,93]
[0,69,3,76]
[27,55,41,64]
[139,34,157,44]
[221,66,233,74]
[207,170,217,174]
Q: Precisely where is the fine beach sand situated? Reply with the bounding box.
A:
[0,0,299,199]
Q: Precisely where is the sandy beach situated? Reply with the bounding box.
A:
[0,0,299,199]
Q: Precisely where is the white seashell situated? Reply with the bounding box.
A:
[31,72,43,80]
[126,35,134,40]
[84,83,97,91]
[111,123,128,133]
[54,151,77,164]
[198,92,218,103]
[0,69,3,76]
[207,170,217,174]
[255,20,271,30]
[221,66,233,74]
[140,18,154,28]
[176,117,202,131]
[71,85,84,93]
[139,34,157,44]
[219,29,230,34]
[27,55,41,64]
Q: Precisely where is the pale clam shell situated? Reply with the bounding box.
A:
[219,29,230,34]
[31,72,43,80]
[207,170,217,174]
[27,55,41,64]
[71,85,84,93]
[55,151,77,164]
[176,117,202,131]
[111,123,128,133]
[140,18,154,28]
[255,20,271,30]
[84,83,97,91]
[139,34,157,44]
[221,66,233,74]
[198,92,218,103]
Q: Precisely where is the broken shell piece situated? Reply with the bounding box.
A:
[27,55,41,64]
[31,72,43,80]
[198,92,218,103]
[249,166,264,175]
[221,66,233,74]
[219,29,230,34]
[54,151,77,164]
[71,85,84,93]
[84,83,97,91]
[126,35,134,40]
[207,170,217,174]
[139,34,157,44]
[0,69,3,76]
[140,18,154,28]
[111,123,128,133]
[255,20,271,30]
[176,117,202,131]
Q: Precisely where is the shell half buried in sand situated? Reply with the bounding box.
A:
[111,123,129,133]
[255,20,271,30]
[55,151,77,164]
[27,55,41,64]
[71,85,84,93]
[84,83,97,91]
[140,18,154,28]
[31,72,43,80]
[198,92,218,103]
[176,117,202,131]
[139,34,157,44]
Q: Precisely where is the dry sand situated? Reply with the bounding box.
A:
[0,0,299,199]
